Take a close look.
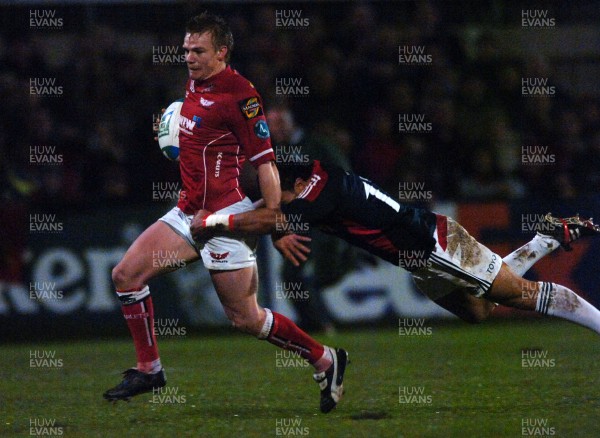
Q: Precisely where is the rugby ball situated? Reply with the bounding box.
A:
[158,99,184,161]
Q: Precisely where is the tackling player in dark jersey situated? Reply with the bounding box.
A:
[192,160,600,335]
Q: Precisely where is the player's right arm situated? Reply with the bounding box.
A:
[257,161,281,209]
[190,208,311,265]
[191,208,282,236]
[235,207,281,233]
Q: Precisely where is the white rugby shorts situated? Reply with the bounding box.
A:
[159,197,257,270]
[411,215,502,301]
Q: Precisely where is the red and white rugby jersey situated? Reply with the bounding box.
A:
[177,65,274,214]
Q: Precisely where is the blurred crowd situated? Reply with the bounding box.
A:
[2,1,600,206]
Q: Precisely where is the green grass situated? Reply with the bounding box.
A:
[2,320,599,437]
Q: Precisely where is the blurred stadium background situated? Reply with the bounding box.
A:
[1,1,600,436]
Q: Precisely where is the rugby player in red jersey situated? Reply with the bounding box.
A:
[192,159,600,334]
[104,14,347,414]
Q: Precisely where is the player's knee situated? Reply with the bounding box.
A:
[111,263,140,290]
[461,303,495,324]
[111,264,126,289]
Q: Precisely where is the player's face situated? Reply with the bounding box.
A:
[183,32,227,81]
[281,178,309,204]
[281,189,296,204]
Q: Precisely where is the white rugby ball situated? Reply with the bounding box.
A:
[158,99,184,161]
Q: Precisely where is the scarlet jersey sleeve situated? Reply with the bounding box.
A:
[223,81,274,168]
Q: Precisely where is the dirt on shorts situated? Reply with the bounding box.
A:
[446,220,482,268]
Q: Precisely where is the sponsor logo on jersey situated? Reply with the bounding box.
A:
[200,97,214,107]
[239,97,263,119]
[193,115,202,128]
[209,251,229,262]
[215,152,223,177]
[179,115,196,134]
[254,120,270,139]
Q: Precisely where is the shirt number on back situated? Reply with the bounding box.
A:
[361,180,400,212]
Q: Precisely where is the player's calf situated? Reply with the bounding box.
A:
[435,290,497,324]
[257,308,349,412]
[487,265,600,335]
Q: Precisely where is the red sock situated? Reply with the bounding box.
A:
[119,291,160,373]
[267,311,328,367]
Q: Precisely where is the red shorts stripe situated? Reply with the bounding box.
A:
[436,214,448,251]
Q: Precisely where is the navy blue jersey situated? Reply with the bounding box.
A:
[280,161,437,270]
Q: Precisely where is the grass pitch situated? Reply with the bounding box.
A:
[2,319,598,437]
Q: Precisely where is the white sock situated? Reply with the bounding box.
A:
[536,282,600,334]
[313,347,333,373]
[503,234,559,276]
[147,358,163,374]
[257,308,274,340]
